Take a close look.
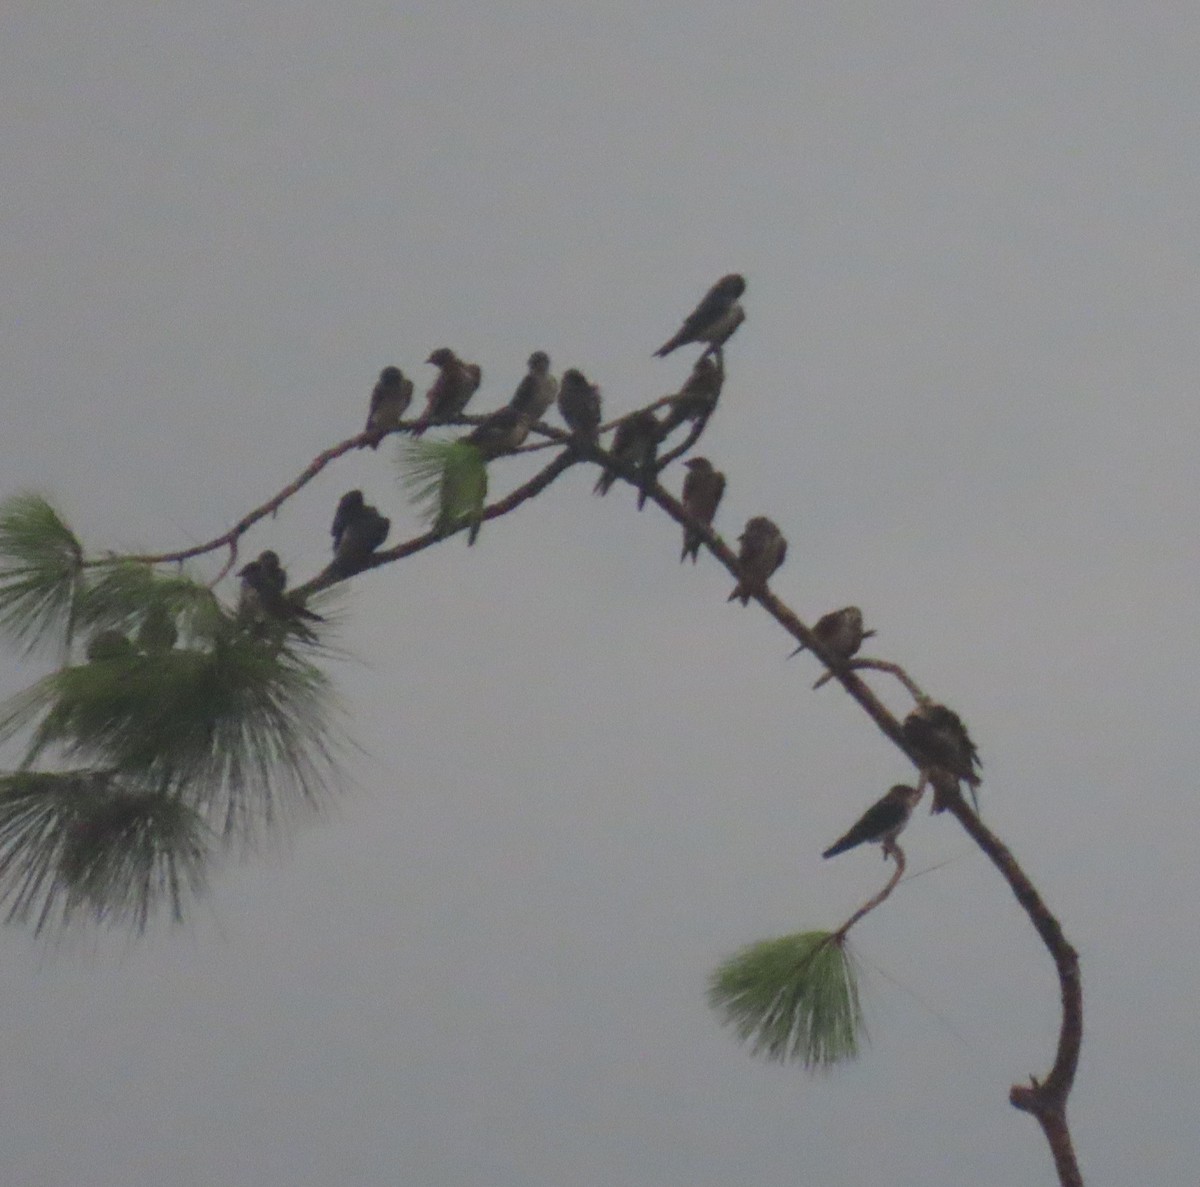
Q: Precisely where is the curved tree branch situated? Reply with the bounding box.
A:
[53,374,1083,1185]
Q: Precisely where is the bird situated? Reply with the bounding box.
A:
[412,348,482,435]
[136,601,179,652]
[86,629,136,662]
[789,606,875,661]
[330,492,390,576]
[679,457,725,562]
[728,517,787,604]
[465,405,529,459]
[902,701,982,812]
[822,784,923,859]
[237,550,324,633]
[594,409,662,508]
[507,351,558,424]
[557,369,603,443]
[330,490,364,554]
[364,366,414,448]
[654,273,746,358]
[660,354,724,436]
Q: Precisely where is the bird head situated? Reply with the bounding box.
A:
[715,273,746,298]
[527,350,551,373]
[426,348,458,368]
[684,457,713,473]
[379,365,403,384]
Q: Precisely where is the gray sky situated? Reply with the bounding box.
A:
[2,3,1198,1184]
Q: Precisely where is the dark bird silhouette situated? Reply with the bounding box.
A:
[330,491,364,554]
[364,366,414,448]
[594,409,662,508]
[902,701,982,812]
[238,550,324,633]
[660,354,724,436]
[557,368,602,443]
[412,348,482,436]
[822,784,923,859]
[465,405,528,459]
[330,492,390,577]
[654,273,746,358]
[679,457,725,562]
[789,606,875,660]
[728,516,787,604]
[86,629,136,662]
[507,351,558,423]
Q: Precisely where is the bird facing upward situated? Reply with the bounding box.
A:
[413,348,482,435]
[728,516,787,604]
[654,273,746,358]
[679,457,726,562]
[822,784,923,859]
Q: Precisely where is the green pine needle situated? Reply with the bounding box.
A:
[0,492,84,657]
[77,561,223,647]
[0,629,344,845]
[0,770,210,934]
[708,930,865,1071]
[399,439,488,542]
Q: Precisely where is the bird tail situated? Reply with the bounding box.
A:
[787,641,805,658]
[727,583,749,605]
[821,837,853,860]
[593,470,615,496]
[653,334,683,358]
[680,533,699,563]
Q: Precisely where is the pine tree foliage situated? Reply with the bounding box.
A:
[0,493,83,657]
[0,771,210,933]
[399,439,489,542]
[0,495,345,931]
[708,930,864,1071]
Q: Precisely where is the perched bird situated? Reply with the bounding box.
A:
[364,366,414,448]
[728,516,787,604]
[86,629,136,663]
[660,354,724,436]
[330,492,390,576]
[902,701,982,812]
[594,409,662,508]
[412,348,482,435]
[789,606,876,661]
[507,351,558,423]
[331,490,364,554]
[465,406,529,459]
[654,273,746,358]
[137,601,178,652]
[679,457,726,562]
[822,784,923,860]
[557,368,603,443]
[237,550,323,632]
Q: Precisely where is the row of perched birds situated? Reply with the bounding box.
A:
[231,275,748,631]
[232,271,981,854]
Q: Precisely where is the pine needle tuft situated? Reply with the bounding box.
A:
[0,627,345,845]
[0,770,210,934]
[0,493,83,656]
[399,439,488,542]
[708,930,864,1070]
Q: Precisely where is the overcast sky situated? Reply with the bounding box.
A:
[2,4,1198,1184]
